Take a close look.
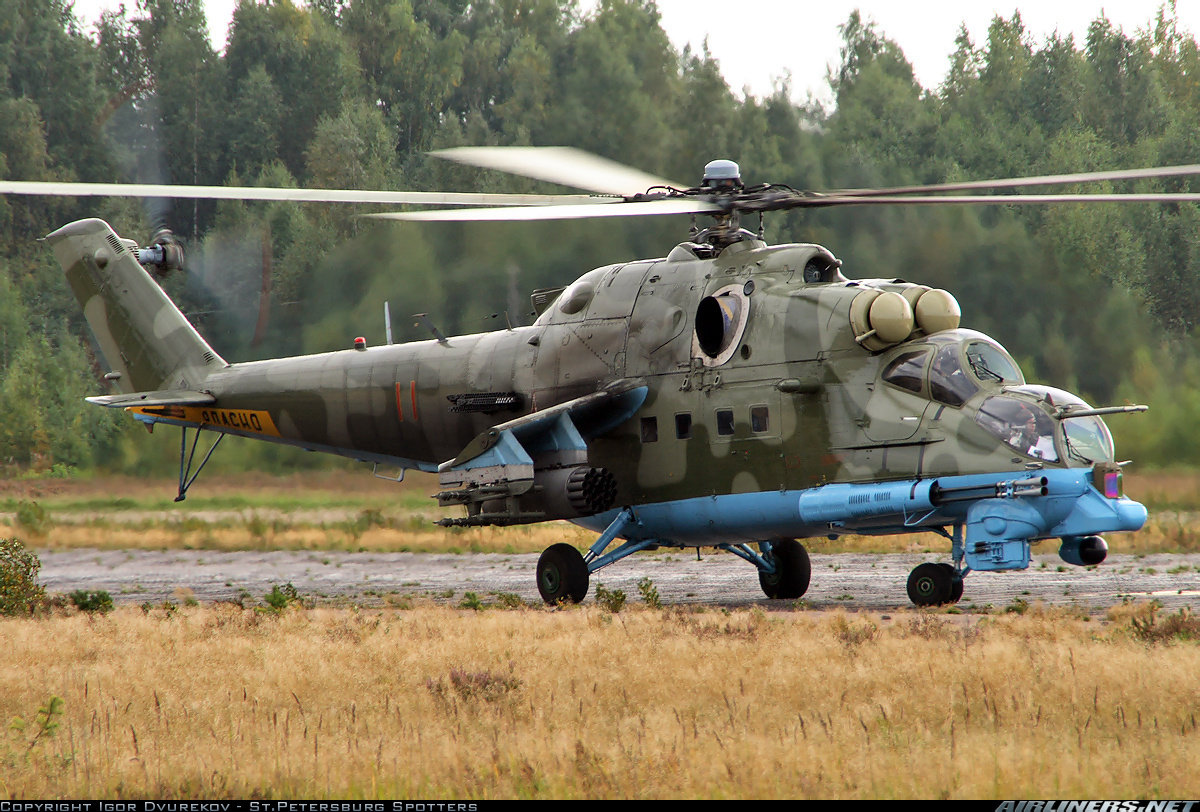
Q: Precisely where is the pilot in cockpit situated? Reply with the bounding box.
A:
[1012,406,1057,460]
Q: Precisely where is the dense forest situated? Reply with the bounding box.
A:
[2,0,1200,473]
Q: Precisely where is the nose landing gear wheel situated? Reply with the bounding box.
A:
[537,543,589,604]
[758,539,811,599]
[938,562,964,603]
[907,562,955,606]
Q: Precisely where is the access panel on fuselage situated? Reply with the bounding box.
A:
[626,260,703,377]
[387,356,434,463]
[531,263,652,407]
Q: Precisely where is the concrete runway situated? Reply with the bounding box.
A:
[37,547,1200,613]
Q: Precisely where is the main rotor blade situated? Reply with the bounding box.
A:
[0,180,591,207]
[800,192,1200,208]
[432,146,687,196]
[831,164,1200,198]
[363,198,721,222]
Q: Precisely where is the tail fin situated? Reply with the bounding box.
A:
[45,218,226,393]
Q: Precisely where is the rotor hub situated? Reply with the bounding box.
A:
[702,159,742,190]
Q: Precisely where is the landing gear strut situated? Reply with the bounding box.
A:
[174,426,224,502]
[535,514,815,605]
[536,508,656,605]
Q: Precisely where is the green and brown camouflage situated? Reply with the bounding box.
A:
[49,219,226,396]
[45,216,1145,605]
[47,217,1121,513]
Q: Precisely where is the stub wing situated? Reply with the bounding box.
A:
[435,380,648,527]
[446,379,649,469]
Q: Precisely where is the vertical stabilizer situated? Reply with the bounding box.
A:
[45,218,226,393]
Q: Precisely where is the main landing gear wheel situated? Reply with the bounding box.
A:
[759,539,811,599]
[907,562,958,606]
[537,543,589,604]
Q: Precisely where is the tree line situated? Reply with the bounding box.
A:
[1,0,1199,471]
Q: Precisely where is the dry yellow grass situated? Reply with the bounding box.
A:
[14,519,1176,555]
[1,469,1197,554]
[26,519,596,555]
[1123,470,1200,511]
[1,603,1198,799]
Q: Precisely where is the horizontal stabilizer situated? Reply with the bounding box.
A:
[86,390,216,408]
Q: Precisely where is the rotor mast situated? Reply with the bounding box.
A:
[692,159,757,251]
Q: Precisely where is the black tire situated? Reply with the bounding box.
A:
[938,562,965,604]
[537,543,589,604]
[907,562,953,606]
[759,539,812,599]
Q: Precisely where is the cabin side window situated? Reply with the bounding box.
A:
[716,408,735,436]
[881,349,929,395]
[750,405,769,433]
[675,413,692,440]
[640,416,658,443]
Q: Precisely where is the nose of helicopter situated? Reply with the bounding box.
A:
[1115,496,1149,530]
[1044,465,1148,540]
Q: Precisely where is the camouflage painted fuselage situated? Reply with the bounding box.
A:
[48,218,1126,536]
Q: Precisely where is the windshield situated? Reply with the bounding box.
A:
[1007,385,1116,464]
[1062,416,1115,464]
[975,396,1059,462]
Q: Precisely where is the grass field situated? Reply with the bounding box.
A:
[3,469,1199,554]
[2,471,1198,799]
[1,600,1197,799]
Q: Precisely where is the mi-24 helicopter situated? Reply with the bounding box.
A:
[19,145,1195,607]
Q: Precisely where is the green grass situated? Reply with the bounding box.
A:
[0,492,431,514]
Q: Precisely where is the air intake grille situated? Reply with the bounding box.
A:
[530,287,565,315]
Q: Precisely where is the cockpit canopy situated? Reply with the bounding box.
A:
[1007,385,1117,465]
[881,330,1023,408]
[878,331,1116,465]
[975,395,1060,462]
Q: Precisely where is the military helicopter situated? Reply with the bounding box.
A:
[15,146,1192,607]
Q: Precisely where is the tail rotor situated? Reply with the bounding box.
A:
[137,226,186,277]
